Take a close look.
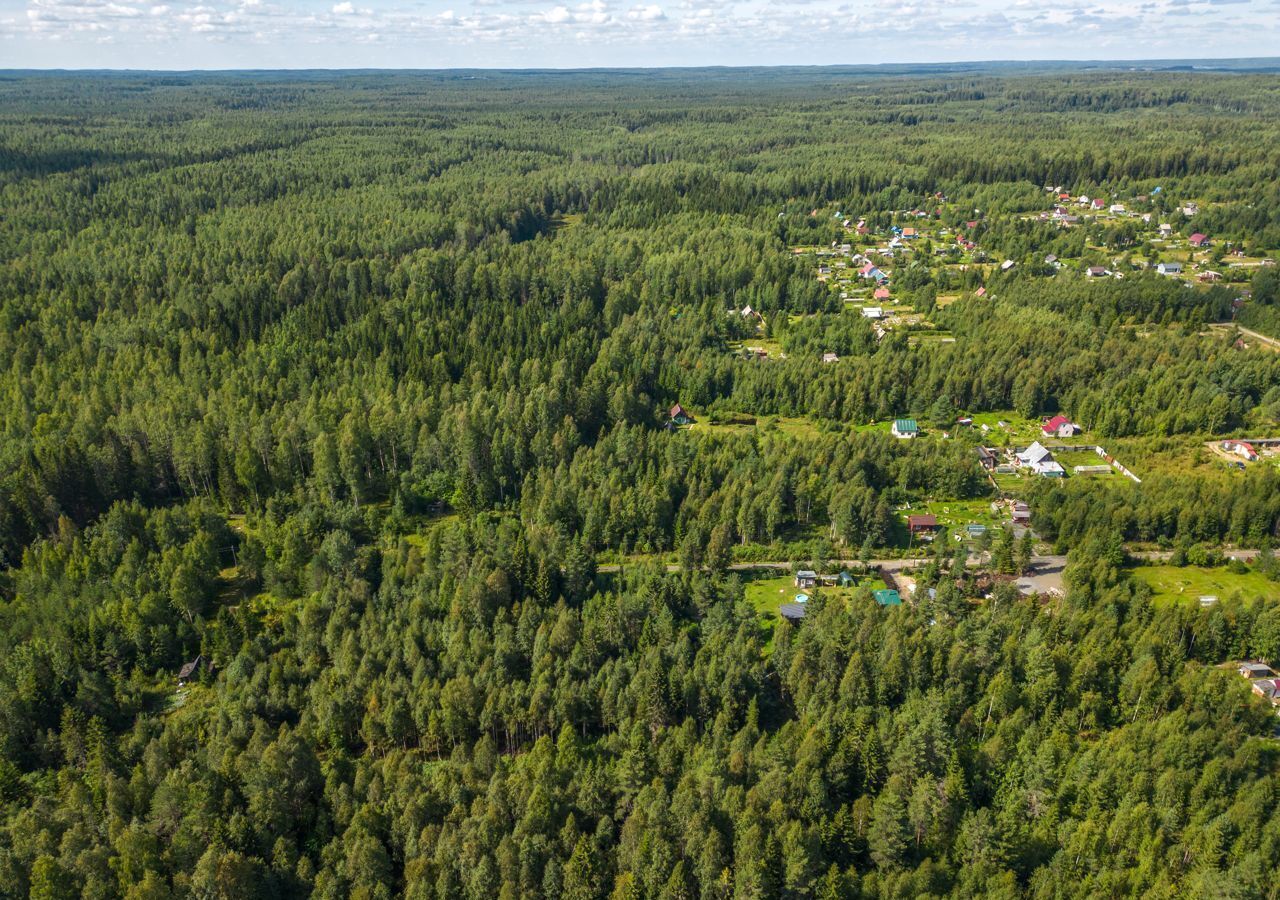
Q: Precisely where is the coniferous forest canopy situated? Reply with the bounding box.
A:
[4,67,1280,898]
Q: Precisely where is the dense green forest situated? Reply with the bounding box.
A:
[3,68,1280,898]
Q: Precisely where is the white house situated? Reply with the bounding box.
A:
[1224,441,1258,461]
[1017,442,1053,467]
[861,307,884,319]
[1158,223,1173,237]
[1156,262,1183,276]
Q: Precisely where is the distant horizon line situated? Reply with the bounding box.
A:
[4,56,1280,75]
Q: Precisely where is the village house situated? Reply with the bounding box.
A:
[1085,266,1110,278]
[1091,198,1106,210]
[177,655,206,686]
[1182,203,1199,217]
[874,287,891,301]
[861,306,884,319]
[794,570,817,589]
[1189,233,1210,248]
[860,262,887,282]
[1159,223,1173,237]
[975,446,997,470]
[1011,501,1031,524]
[907,514,940,538]
[1041,415,1080,438]
[1017,441,1064,475]
[1109,204,1126,215]
[1198,270,1222,283]
[1239,662,1276,679]
[892,418,919,439]
[1156,262,1183,276]
[822,352,839,364]
[1251,678,1280,704]
[670,404,693,425]
[1224,440,1258,461]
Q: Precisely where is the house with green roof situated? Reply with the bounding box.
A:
[891,418,919,439]
[873,589,902,607]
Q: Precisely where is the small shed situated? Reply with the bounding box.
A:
[177,655,205,686]
[780,603,807,622]
[873,589,902,607]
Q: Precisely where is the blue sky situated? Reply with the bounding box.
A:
[2,0,1279,69]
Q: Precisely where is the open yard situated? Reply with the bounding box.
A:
[967,411,1050,446]
[1130,564,1280,606]
[908,498,1003,534]
[743,571,890,650]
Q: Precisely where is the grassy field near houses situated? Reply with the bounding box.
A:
[909,498,1003,533]
[743,571,890,650]
[966,411,1049,445]
[1131,564,1280,606]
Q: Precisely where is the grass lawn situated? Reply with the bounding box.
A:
[908,331,956,346]
[691,414,827,440]
[910,498,1002,532]
[727,337,783,358]
[1109,435,1227,479]
[743,572,889,651]
[1131,564,1280,606]
[967,411,1046,446]
[991,471,1029,495]
[1054,449,1116,475]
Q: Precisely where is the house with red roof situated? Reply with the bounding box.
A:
[1091,198,1106,210]
[1042,415,1080,438]
[670,404,693,425]
[874,287,891,300]
[907,514,939,537]
[1189,233,1210,247]
[1225,440,1258,461]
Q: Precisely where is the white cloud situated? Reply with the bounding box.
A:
[5,0,1279,65]
[626,3,663,19]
